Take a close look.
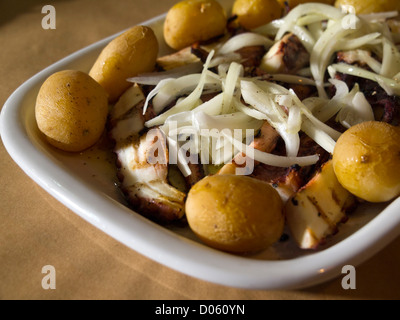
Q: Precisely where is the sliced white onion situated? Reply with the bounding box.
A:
[302,97,334,122]
[252,79,290,95]
[381,37,400,78]
[330,78,349,97]
[289,24,316,53]
[223,132,319,168]
[377,78,396,96]
[241,81,301,157]
[296,13,328,27]
[234,99,268,120]
[337,33,381,52]
[145,50,216,127]
[337,91,375,128]
[152,74,202,113]
[287,103,302,134]
[297,67,312,77]
[212,134,236,165]
[193,111,263,133]
[241,80,286,127]
[221,62,243,114]
[262,74,318,86]
[276,3,343,41]
[330,63,400,95]
[289,89,342,141]
[142,78,174,115]
[308,21,324,43]
[355,50,382,74]
[166,136,192,177]
[360,11,399,22]
[171,51,216,109]
[310,19,358,98]
[252,19,285,37]
[160,111,193,136]
[192,93,224,116]
[209,53,242,68]
[128,62,203,85]
[309,79,348,122]
[217,32,273,56]
[301,119,336,154]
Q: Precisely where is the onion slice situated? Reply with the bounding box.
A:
[330,63,400,95]
[127,62,203,85]
[145,50,216,127]
[217,32,273,56]
[223,132,319,168]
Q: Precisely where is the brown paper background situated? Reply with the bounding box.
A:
[1,0,400,300]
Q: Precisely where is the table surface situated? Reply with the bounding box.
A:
[1,0,400,300]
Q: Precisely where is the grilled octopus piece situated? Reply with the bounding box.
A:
[109,84,186,224]
[217,122,313,202]
[248,131,332,202]
[260,33,310,75]
[334,51,400,126]
[115,128,186,224]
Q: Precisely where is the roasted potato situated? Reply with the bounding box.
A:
[334,0,400,14]
[163,0,227,51]
[185,174,285,253]
[232,0,283,30]
[333,121,400,203]
[35,70,109,152]
[89,25,158,102]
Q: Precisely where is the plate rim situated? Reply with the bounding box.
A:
[1,3,400,290]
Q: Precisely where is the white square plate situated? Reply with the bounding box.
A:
[1,0,400,290]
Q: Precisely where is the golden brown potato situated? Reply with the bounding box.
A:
[232,0,283,30]
[333,121,400,203]
[334,0,400,14]
[164,0,227,51]
[89,25,158,103]
[35,70,109,152]
[277,0,334,9]
[185,174,285,253]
